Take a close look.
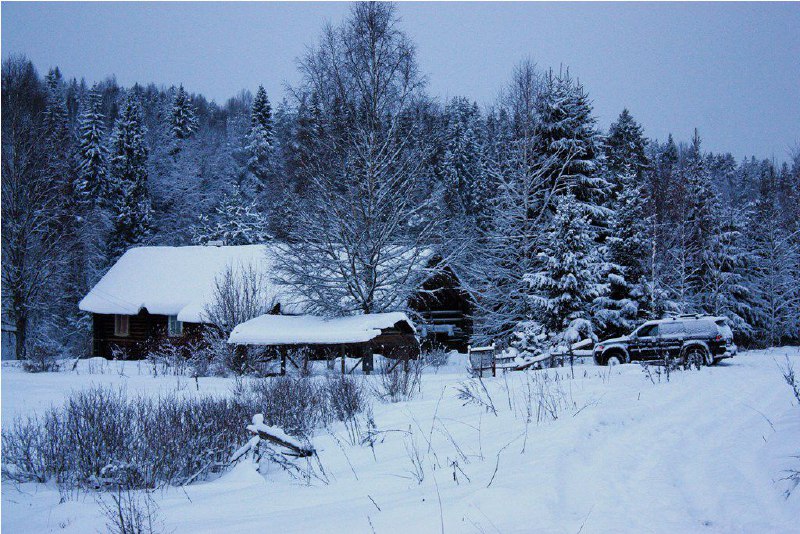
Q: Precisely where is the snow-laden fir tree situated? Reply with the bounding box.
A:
[746,164,800,346]
[594,109,651,335]
[171,84,198,141]
[42,68,74,203]
[246,85,275,196]
[526,193,602,344]
[74,85,107,206]
[534,69,609,222]
[681,130,721,308]
[702,205,753,335]
[438,97,487,221]
[107,93,153,259]
[191,185,271,246]
[605,109,649,181]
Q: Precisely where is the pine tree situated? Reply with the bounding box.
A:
[191,185,271,245]
[108,93,153,258]
[171,84,198,141]
[75,85,107,206]
[526,193,601,337]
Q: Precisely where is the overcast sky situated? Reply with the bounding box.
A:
[3,2,799,161]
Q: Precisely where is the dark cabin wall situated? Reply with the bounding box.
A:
[409,266,473,351]
[92,310,205,358]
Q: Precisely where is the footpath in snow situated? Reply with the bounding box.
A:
[2,348,799,533]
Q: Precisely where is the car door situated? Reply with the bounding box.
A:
[630,324,659,360]
[658,321,686,359]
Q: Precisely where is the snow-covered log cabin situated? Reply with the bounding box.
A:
[79,244,471,358]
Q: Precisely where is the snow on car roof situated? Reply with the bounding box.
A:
[78,245,302,323]
[227,312,415,345]
[645,315,728,325]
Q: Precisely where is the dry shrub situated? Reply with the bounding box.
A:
[373,358,424,402]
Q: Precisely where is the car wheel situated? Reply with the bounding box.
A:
[606,354,623,366]
[685,346,710,367]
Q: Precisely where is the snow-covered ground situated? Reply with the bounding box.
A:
[3,348,799,533]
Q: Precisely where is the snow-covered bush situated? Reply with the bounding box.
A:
[144,338,200,376]
[509,320,548,360]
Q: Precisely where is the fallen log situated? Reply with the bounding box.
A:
[232,414,315,460]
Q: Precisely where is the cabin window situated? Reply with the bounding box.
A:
[114,315,130,337]
[168,315,183,337]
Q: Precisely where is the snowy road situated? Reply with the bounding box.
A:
[2,348,799,533]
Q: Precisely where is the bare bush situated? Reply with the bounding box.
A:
[779,357,800,498]
[98,487,163,534]
[202,262,277,375]
[247,377,327,439]
[456,377,498,416]
[21,340,61,373]
[421,348,450,370]
[145,338,200,377]
[780,356,800,405]
[3,372,373,491]
[324,375,371,444]
[2,387,248,489]
[373,359,424,402]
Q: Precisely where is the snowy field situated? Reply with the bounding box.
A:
[2,348,799,533]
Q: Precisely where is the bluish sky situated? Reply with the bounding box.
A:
[3,2,799,161]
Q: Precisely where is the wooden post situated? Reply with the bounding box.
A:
[280,347,286,376]
[362,346,373,375]
[340,345,345,375]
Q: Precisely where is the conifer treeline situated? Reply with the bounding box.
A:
[2,3,798,358]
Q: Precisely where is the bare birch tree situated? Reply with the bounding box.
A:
[278,2,440,315]
[1,57,64,360]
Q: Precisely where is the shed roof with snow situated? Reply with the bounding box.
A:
[228,312,415,346]
[78,245,302,323]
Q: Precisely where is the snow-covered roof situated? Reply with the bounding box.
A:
[79,245,302,323]
[228,312,415,345]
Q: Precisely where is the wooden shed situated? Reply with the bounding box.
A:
[228,312,419,374]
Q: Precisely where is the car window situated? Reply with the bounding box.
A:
[637,324,658,337]
[684,320,716,336]
[660,322,685,336]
